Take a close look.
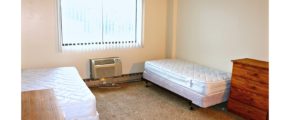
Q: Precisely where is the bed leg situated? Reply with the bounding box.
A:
[189,101,199,110]
[188,101,193,110]
[190,106,193,110]
[145,80,150,87]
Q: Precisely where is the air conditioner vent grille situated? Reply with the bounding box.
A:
[94,59,115,65]
[90,57,122,79]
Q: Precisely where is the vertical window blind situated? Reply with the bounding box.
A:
[59,0,143,51]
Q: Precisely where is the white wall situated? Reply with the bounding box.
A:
[175,0,268,72]
[166,0,177,58]
[22,0,168,78]
[22,0,269,77]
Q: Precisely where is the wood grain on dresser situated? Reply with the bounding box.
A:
[22,89,64,120]
[231,75,268,97]
[227,58,269,120]
[228,98,267,120]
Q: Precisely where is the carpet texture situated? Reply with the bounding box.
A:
[90,81,242,120]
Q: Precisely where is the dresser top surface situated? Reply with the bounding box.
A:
[22,89,64,120]
[232,58,269,69]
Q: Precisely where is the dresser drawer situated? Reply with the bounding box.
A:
[229,87,268,111]
[231,75,268,97]
[233,63,268,84]
[227,98,267,120]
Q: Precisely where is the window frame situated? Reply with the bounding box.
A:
[57,0,144,52]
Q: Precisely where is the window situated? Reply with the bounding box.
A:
[58,0,143,51]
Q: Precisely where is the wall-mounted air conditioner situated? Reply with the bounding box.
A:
[90,57,122,79]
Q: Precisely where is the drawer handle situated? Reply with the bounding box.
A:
[248,83,257,90]
[251,86,256,90]
[247,72,258,76]
[249,98,254,101]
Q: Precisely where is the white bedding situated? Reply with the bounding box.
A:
[144,59,231,95]
[22,67,98,120]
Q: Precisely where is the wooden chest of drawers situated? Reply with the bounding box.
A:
[227,58,269,120]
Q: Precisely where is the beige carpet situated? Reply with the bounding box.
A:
[90,81,243,120]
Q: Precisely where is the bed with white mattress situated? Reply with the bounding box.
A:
[22,67,99,120]
[143,59,232,108]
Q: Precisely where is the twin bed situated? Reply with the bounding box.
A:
[21,67,99,120]
[21,59,231,119]
[143,59,232,108]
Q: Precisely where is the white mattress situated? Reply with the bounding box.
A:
[22,67,98,120]
[144,59,231,95]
